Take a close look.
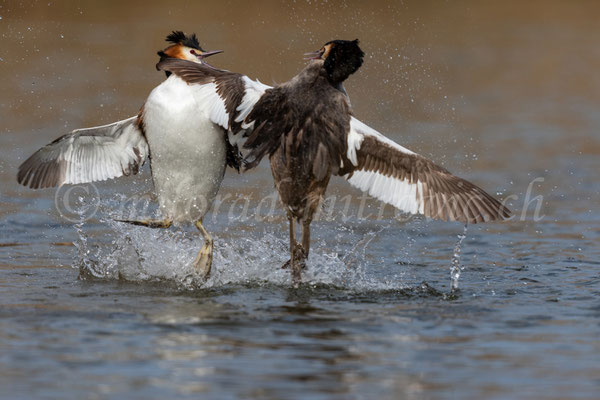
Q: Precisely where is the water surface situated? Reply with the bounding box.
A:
[1,1,599,399]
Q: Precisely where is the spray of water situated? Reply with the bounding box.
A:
[450,224,468,291]
[72,196,98,276]
[74,218,411,292]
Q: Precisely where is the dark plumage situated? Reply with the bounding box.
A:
[323,39,364,83]
[243,61,350,197]
[243,40,364,285]
[165,30,203,50]
[244,40,364,172]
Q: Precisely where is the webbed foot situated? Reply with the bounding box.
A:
[192,241,213,281]
[282,242,307,270]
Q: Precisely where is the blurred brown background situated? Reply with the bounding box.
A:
[1,0,599,204]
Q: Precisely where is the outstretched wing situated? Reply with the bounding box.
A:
[340,118,511,223]
[17,116,148,189]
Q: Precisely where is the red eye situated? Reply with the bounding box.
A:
[190,49,196,55]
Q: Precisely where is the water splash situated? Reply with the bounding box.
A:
[72,196,97,276]
[342,226,385,271]
[450,224,468,291]
[73,218,410,292]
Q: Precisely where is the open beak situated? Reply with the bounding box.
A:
[303,50,322,60]
[200,49,224,59]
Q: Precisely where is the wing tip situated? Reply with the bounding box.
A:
[17,157,65,190]
[425,194,512,225]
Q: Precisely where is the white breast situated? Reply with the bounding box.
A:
[142,76,227,223]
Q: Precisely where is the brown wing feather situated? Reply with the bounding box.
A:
[341,135,511,223]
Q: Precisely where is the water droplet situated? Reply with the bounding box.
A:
[450,224,468,291]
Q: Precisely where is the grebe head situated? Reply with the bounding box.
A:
[157,30,223,64]
[305,39,364,83]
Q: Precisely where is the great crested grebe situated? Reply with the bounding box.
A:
[17,31,242,280]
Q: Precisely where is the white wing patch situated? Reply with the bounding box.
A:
[191,81,229,130]
[346,170,425,215]
[236,76,271,129]
[348,117,416,156]
[344,118,424,216]
[346,125,364,166]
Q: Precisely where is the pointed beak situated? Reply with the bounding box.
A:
[200,49,224,59]
[304,50,322,60]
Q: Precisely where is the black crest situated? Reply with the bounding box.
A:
[165,30,203,51]
[323,39,364,84]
